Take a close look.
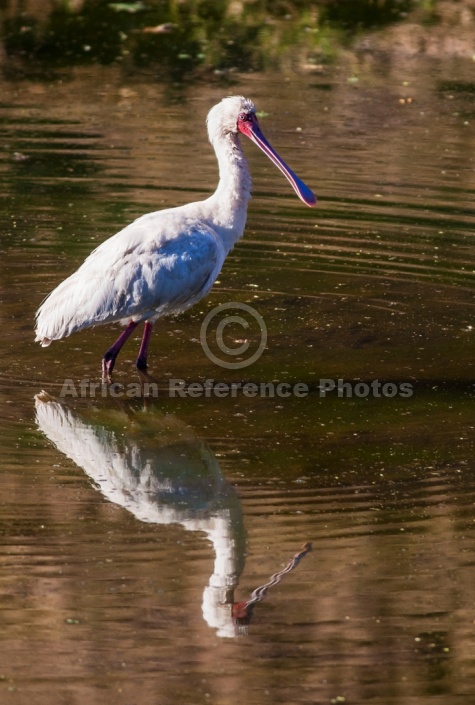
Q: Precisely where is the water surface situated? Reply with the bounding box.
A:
[1,57,475,704]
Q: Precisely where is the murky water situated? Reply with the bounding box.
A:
[1,57,475,704]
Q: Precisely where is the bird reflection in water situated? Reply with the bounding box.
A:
[35,392,310,637]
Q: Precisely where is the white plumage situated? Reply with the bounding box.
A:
[34,393,246,638]
[36,218,223,339]
[35,95,316,378]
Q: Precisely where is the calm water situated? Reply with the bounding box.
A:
[1,56,475,704]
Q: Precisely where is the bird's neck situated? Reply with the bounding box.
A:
[206,132,252,253]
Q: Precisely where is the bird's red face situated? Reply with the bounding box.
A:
[236,110,317,208]
[236,110,259,138]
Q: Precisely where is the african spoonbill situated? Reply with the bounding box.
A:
[35,96,316,379]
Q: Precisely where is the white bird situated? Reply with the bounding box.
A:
[35,393,246,638]
[35,95,317,379]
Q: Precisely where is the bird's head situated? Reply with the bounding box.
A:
[207,95,256,144]
[206,95,317,208]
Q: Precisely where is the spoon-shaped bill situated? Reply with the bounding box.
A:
[244,120,317,207]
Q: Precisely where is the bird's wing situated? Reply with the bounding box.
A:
[35,214,225,343]
[112,227,224,317]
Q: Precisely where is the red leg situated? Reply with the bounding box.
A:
[102,320,140,380]
[136,321,154,371]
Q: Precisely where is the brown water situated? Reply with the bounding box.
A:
[1,57,475,704]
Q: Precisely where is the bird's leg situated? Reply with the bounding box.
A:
[135,321,154,371]
[102,320,140,381]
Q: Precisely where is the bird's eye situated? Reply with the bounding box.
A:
[238,112,247,121]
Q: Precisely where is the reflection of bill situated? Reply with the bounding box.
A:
[232,543,312,627]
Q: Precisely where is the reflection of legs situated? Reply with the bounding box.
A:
[136,321,154,371]
[102,320,140,380]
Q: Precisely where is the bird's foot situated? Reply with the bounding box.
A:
[102,353,116,383]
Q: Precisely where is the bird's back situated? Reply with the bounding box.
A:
[35,203,227,346]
